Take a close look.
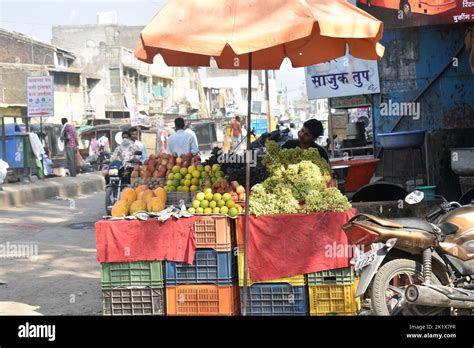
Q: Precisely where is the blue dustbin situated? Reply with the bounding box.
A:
[0,124,26,169]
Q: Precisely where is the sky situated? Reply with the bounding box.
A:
[0,0,306,101]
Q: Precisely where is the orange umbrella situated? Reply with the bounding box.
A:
[136,0,384,68]
[135,0,384,316]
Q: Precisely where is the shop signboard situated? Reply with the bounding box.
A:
[305,53,380,100]
[330,95,371,109]
[27,76,54,117]
[356,0,474,28]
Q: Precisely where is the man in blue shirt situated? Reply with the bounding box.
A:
[167,117,199,155]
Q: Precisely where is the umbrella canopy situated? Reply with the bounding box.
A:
[135,0,384,68]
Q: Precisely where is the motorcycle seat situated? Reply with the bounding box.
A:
[388,218,434,233]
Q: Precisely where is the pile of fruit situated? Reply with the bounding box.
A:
[263,140,332,180]
[131,153,202,189]
[111,186,167,217]
[249,160,351,216]
[164,163,224,193]
[187,188,243,217]
[203,147,269,188]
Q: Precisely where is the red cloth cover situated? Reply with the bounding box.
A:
[95,217,197,264]
[238,210,355,282]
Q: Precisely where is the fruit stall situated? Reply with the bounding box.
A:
[95,143,360,316]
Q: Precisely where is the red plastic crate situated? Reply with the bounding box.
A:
[331,159,380,192]
[194,216,235,252]
[166,284,240,316]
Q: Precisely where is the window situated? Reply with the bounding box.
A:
[109,68,121,93]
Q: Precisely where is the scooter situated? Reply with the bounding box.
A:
[343,190,474,315]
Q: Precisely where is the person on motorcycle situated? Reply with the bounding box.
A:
[281,119,329,163]
[129,127,148,163]
[110,131,140,163]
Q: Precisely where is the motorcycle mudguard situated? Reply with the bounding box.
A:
[355,240,397,298]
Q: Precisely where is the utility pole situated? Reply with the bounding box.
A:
[264,70,271,132]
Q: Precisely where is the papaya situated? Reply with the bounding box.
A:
[135,185,149,195]
[111,200,129,217]
[137,189,154,203]
[121,187,137,205]
[147,197,166,213]
[153,187,167,203]
[129,200,147,214]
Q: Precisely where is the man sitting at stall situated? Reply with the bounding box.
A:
[282,119,329,163]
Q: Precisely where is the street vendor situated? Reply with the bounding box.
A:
[282,119,329,163]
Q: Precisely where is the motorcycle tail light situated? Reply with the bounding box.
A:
[343,223,380,246]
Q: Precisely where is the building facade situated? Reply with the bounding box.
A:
[0,28,85,125]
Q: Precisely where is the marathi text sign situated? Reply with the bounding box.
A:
[356,0,474,28]
[305,53,380,100]
[27,76,54,117]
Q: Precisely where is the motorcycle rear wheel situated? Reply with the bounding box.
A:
[371,258,450,316]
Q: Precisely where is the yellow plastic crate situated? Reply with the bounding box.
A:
[308,279,360,316]
[237,252,306,286]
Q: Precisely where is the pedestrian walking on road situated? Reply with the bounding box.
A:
[231,116,242,149]
[61,118,79,177]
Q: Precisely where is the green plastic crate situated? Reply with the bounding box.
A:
[101,261,164,289]
[307,267,355,286]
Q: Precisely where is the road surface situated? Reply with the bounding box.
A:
[0,192,105,315]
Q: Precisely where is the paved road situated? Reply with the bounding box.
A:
[0,192,105,315]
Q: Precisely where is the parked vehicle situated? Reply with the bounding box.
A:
[343,190,474,315]
[358,0,456,17]
[105,151,142,215]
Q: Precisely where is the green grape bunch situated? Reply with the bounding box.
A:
[263,141,332,177]
[249,160,351,216]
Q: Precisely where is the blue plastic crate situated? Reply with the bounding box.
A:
[165,249,237,286]
[240,284,308,316]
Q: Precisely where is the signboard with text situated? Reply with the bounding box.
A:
[305,53,380,100]
[27,76,54,117]
[356,0,474,28]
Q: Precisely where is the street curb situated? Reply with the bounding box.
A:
[0,174,105,210]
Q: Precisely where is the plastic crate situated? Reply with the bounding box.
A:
[102,287,165,316]
[166,192,193,207]
[307,267,355,286]
[241,284,308,316]
[194,216,235,252]
[165,249,237,286]
[237,251,306,286]
[166,284,239,316]
[308,283,359,316]
[100,261,164,289]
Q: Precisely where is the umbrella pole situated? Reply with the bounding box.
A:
[242,52,252,316]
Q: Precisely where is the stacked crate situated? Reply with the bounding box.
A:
[165,216,240,316]
[307,267,360,316]
[101,261,165,315]
[236,226,308,316]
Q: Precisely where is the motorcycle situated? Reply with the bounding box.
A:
[343,190,474,315]
[105,151,142,215]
